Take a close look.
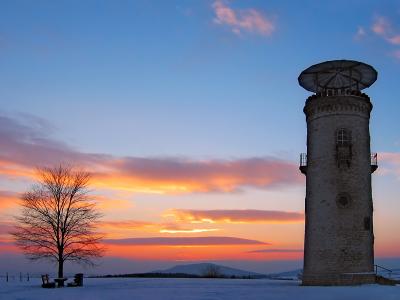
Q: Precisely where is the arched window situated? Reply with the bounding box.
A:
[337,128,351,146]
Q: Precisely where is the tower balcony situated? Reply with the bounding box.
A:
[299,152,378,175]
[306,89,371,103]
[299,153,307,175]
[371,153,378,173]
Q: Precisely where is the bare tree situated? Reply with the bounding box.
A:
[202,264,222,278]
[12,165,103,278]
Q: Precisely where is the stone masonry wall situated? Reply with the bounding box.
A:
[302,95,374,285]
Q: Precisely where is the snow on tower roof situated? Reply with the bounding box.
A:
[298,60,377,93]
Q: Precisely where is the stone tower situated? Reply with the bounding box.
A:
[298,60,378,285]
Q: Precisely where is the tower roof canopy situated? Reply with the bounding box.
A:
[298,60,377,93]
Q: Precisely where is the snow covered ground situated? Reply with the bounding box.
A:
[1,277,399,300]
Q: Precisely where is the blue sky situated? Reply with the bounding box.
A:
[1,0,399,157]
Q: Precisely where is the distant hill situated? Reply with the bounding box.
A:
[154,263,265,278]
[96,263,303,280]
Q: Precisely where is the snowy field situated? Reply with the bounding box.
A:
[1,277,399,300]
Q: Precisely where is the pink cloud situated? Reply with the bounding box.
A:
[247,248,303,253]
[371,16,400,46]
[388,35,400,45]
[169,209,304,224]
[212,0,275,36]
[0,114,107,171]
[372,16,390,35]
[392,50,400,60]
[0,221,15,236]
[379,152,400,178]
[102,236,268,246]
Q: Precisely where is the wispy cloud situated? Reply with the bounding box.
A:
[99,219,220,235]
[354,26,366,41]
[212,0,275,36]
[100,220,156,230]
[0,34,11,51]
[102,236,268,246]
[379,152,400,179]
[0,113,302,194]
[159,228,219,234]
[3,215,221,242]
[167,209,304,224]
[371,16,400,60]
[0,114,106,178]
[0,221,14,236]
[247,248,303,253]
[392,50,400,60]
[372,16,389,36]
[371,16,400,44]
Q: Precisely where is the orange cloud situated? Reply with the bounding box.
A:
[100,220,156,231]
[212,0,275,36]
[159,228,219,234]
[168,209,304,224]
[0,113,302,194]
[159,223,220,234]
[92,194,134,212]
[92,157,302,194]
[0,160,35,181]
[0,190,20,210]
[100,219,220,237]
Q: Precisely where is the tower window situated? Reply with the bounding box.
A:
[336,128,352,168]
[337,128,351,146]
[336,193,351,208]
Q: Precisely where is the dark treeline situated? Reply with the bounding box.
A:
[96,273,200,278]
[93,273,267,279]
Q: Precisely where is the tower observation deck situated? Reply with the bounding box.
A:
[298,59,377,93]
[298,60,378,286]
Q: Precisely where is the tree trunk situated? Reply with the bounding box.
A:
[58,259,63,278]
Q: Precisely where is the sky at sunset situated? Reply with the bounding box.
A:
[0,0,400,274]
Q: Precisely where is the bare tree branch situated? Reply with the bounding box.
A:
[11,165,104,277]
